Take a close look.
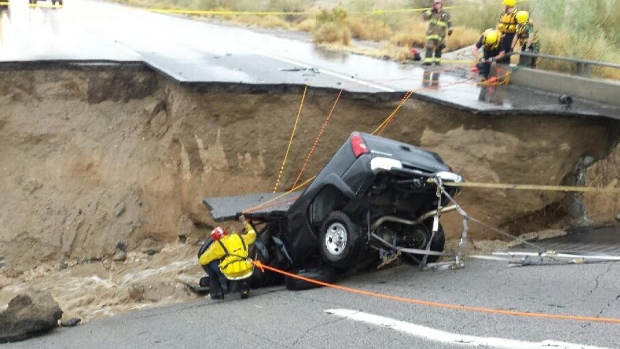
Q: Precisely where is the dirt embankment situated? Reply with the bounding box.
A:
[1,64,619,276]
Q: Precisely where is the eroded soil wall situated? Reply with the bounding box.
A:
[1,64,619,272]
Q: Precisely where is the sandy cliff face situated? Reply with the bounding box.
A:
[1,65,619,272]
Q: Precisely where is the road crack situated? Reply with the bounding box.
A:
[595,263,617,316]
[588,262,613,297]
[290,316,348,347]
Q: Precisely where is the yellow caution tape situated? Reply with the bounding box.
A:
[443,181,620,193]
[144,6,457,16]
[148,9,311,15]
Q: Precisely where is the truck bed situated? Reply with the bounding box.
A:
[203,191,300,222]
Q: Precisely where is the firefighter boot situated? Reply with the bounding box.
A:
[423,48,433,66]
[209,276,224,300]
[240,280,250,299]
[434,48,442,66]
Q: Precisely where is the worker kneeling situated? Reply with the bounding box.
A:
[198,217,257,300]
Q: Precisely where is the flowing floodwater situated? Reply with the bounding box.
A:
[0,243,206,323]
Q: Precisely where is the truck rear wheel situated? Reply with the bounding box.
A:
[401,220,445,264]
[319,211,362,270]
[284,268,338,290]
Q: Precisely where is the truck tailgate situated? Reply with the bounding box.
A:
[203,191,300,222]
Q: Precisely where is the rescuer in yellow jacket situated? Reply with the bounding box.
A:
[198,218,257,299]
[496,0,518,64]
[511,11,541,68]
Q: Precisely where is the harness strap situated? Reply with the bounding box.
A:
[218,234,251,270]
[217,239,229,256]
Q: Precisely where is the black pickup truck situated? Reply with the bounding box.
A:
[204,132,462,288]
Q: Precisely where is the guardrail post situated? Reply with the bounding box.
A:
[575,62,584,76]
[583,63,592,77]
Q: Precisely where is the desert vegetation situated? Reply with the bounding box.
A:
[113,0,620,79]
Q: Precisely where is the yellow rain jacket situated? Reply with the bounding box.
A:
[497,9,518,34]
[199,221,257,280]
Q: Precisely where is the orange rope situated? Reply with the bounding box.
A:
[372,91,413,135]
[292,89,344,189]
[372,76,476,136]
[273,86,307,193]
[254,261,620,324]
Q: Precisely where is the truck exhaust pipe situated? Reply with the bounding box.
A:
[370,205,457,231]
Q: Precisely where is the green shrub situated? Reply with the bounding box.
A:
[295,18,316,32]
[313,22,351,45]
[389,20,428,48]
[345,17,392,41]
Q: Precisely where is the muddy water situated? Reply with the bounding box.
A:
[0,243,206,322]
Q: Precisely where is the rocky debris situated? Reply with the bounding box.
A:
[143,248,161,256]
[127,284,145,302]
[60,318,81,328]
[145,99,167,117]
[0,291,63,343]
[441,45,475,62]
[112,242,127,262]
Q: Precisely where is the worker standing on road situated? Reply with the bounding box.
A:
[422,0,453,66]
[496,0,518,65]
[472,29,508,80]
[198,217,257,300]
[511,11,540,68]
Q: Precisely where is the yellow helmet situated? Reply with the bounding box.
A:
[503,0,516,7]
[483,29,500,47]
[516,11,529,24]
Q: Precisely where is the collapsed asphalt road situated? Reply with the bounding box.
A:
[5,259,620,348]
[1,0,619,117]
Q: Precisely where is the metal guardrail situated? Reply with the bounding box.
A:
[510,51,620,78]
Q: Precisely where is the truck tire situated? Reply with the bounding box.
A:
[402,220,445,264]
[284,268,338,291]
[319,211,362,270]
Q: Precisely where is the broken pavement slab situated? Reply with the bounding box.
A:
[203,191,300,222]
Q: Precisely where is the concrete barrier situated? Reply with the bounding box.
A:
[510,67,620,107]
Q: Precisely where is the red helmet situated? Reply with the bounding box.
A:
[211,227,228,240]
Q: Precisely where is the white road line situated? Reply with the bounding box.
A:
[325,309,610,349]
[257,52,396,93]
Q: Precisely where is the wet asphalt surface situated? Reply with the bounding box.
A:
[1,1,620,347]
[1,0,620,118]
